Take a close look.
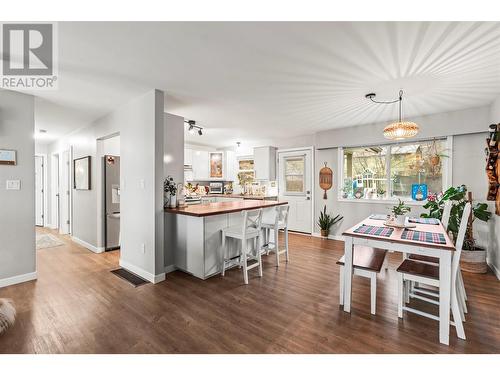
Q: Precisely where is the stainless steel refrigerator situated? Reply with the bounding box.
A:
[104,155,120,251]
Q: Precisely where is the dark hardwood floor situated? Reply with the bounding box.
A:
[1,227,499,353]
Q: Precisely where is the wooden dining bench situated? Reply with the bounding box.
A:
[338,246,387,315]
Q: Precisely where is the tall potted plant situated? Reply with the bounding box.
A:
[318,206,343,237]
[421,185,492,273]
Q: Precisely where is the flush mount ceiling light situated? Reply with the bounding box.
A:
[365,90,419,140]
[185,119,203,136]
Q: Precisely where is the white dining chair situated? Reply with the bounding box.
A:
[338,246,387,315]
[262,205,290,266]
[396,202,471,340]
[221,208,263,285]
[409,200,468,319]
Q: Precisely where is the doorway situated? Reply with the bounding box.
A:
[35,155,45,226]
[60,150,71,234]
[278,148,314,234]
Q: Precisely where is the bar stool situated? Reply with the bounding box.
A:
[262,205,290,266]
[221,208,263,284]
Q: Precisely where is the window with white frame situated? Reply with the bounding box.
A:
[340,138,449,201]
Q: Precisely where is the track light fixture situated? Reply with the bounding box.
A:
[184,119,203,136]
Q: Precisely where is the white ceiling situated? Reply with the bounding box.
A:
[29,22,500,146]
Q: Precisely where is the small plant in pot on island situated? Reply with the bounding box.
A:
[164,176,178,208]
[421,185,492,273]
[318,206,343,237]
[392,199,411,225]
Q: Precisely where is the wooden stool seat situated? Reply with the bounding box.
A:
[337,247,387,272]
[338,246,387,315]
[408,254,438,263]
[397,259,439,280]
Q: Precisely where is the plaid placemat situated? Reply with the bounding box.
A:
[369,214,389,221]
[408,217,440,225]
[401,229,446,244]
[353,224,394,237]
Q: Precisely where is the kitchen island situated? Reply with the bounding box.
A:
[165,200,287,279]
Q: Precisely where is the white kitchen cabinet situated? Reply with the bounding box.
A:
[253,146,277,181]
[192,150,209,180]
[224,150,237,182]
[184,148,193,166]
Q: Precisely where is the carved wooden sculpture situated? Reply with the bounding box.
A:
[485,123,500,215]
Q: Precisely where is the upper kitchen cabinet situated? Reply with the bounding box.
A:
[209,151,224,179]
[254,146,277,181]
[192,150,209,180]
[225,150,237,182]
[208,151,237,180]
[184,148,193,166]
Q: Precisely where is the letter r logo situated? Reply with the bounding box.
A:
[2,24,53,76]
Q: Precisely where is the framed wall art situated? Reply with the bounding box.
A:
[0,149,17,165]
[74,156,91,190]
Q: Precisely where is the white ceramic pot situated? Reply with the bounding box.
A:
[169,194,177,208]
[395,215,406,226]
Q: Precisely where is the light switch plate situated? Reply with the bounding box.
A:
[6,180,21,190]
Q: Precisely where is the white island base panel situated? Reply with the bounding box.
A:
[165,209,275,279]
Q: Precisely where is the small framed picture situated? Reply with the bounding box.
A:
[0,149,17,165]
[74,156,91,190]
[412,184,428,201]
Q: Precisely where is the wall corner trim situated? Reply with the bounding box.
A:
[488,261,500,281]
[71,236,104,254]
[119,259,165,284]
[0,271,37,288]
[164,264,177,274]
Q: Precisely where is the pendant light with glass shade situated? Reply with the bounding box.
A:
[365,89,419,140]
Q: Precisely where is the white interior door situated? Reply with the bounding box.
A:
[278,149,313,233]
[60,150,71,234]
[35,156,44,226]
[51,154,60,230]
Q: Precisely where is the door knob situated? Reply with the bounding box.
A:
[306,197,311,200]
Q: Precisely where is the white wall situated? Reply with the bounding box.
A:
[119,90,165,281]
[315,106,490,149]
[164,113,184,269]
[0,90,36,287]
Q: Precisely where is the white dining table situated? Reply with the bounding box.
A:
[342,216,458,345]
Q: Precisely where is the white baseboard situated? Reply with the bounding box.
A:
[71,236,105,253]
[0,271,37,288]
[488,261,500,281]
[164,264,177,274]
[119,259,165,284]
[312,232,345,241]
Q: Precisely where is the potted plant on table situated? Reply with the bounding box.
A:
[392,199,411,226]
[164,176,178,208]
[318,206,343,237]
[421,185,492,273]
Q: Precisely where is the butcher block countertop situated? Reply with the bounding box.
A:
[200,194,278,200]
[165,200,288,217]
